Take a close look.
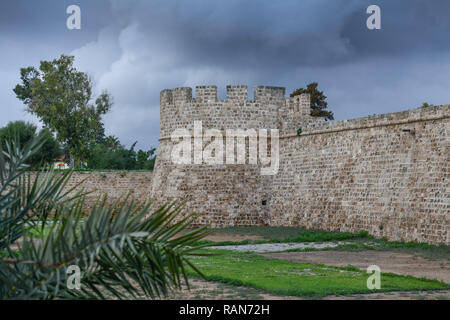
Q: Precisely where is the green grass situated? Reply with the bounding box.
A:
[25,168,153,173]
[249,245,449,266]
[24,224,450,260]
[187,249,450,297]
[23,221,62,239]
[72,169,153,172]
[25,225,53,239]
[280,239,450,261]
[373,239,450,260]
[329,240,450,261]
[188,226,450,261]
[209,226,312,240]
[191,227,370,246]
[0,249,19,258]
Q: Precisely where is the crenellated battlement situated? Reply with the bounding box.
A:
[196,85,218,103]
[160,89,173,105]
[161,85,309,105]
[226,85,248,102]
[254,86,286,104]
[172,87,193,103]
[284,93,312,117]
[159,85,318,138]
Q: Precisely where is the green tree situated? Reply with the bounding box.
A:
[290,82,334,121]
[13,55,112,166]
[105,135,120,151]
[0,136,209,299]
[88,141,138,170]
[0,121,62,167]
[137,148,156,171]
[420,102,434,108]
[0,121,35,148]
[33,128,62,165]
[88,136,156,171]
[95,122,107,145]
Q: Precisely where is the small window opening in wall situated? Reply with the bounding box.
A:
[402,128,415,134]
[262,200,267,206]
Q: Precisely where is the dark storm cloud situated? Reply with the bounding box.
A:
[1,0,450,149]
[341,0,450,59]
[108,0,450,68]
[0,0,112,46]
[109,0,357,69]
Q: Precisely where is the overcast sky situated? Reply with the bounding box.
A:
[1,0,450,150]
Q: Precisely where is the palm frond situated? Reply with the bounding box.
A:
[1,198,210,299]
[0,136,210,300]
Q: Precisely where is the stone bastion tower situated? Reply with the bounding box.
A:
[150,85,324,226]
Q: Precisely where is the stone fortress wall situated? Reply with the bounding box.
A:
[270,105,449,245]
[58,171,153,210]
[63,85,449,245]
[151,85,449,245]
[152,85,320,227]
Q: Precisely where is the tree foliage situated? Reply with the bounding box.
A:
[88,142,137,170]
[13,55,112,164]
[0,136,209,299]
[290,82,334,121]
[136,148,156,171]
[420,102,435,108]
[0,121,62,167]
[88,136,156,171]
[105,135,120,151]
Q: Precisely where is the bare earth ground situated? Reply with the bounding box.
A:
[164,278,301,300]
[166,278,450,300]
[202,232,266,242]
[262,250,450,284]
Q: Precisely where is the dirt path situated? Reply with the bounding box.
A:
[163,278,301,300]
[216,241,352,252]
[263,250,450,284]
[164,278,450,300]
[322,290,450,300]
[203,233,266,242]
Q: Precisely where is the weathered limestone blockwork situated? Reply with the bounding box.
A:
[150,163,271,227]
[152,85,449,244]
[57,85,449,245]
[152,85,291,227]
[271,105,449,245]
[62,171,153,210]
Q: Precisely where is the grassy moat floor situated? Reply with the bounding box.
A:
[14,225,450,300]
[176,227,450,299]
